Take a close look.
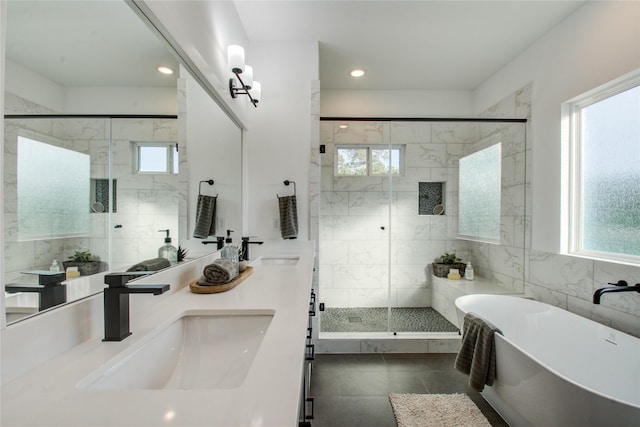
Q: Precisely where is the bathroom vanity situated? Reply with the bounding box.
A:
[1,241,315,427]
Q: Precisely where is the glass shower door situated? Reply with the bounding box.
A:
[319,120,392,334]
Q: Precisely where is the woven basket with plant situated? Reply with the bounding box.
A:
[432,252,466,278]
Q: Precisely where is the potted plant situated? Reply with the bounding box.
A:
[177,245,189,263]
[432,252,466,278]
[62,250,101,276]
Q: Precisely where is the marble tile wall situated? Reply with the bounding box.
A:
[3,94,178,282]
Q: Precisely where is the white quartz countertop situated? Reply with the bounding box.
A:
[2,246,314,426]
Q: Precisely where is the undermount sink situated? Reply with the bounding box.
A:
[252,256,300,266]
[77,310,274,390]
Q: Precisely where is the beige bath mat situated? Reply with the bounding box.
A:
[389,393,492,427]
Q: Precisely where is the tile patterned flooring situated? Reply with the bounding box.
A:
[310,353,508,427]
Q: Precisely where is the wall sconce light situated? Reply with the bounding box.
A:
[228,44,261,108]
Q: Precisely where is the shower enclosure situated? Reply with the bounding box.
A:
[318,118,527,336]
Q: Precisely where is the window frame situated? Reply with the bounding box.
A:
[565,71,640,265]
[132,141,179,175]
[334,144,405,177]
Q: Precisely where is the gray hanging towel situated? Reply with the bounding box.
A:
[278,195,298,239]
[454,312,501,392]
[193,194,217,239]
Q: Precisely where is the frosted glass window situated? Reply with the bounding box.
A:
[17,136,90,240]
[458,143,501,242]
[571,83,640,260]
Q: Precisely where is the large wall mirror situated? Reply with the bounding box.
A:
[3,0,243,324]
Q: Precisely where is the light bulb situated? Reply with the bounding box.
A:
[250,81,261,103]
[228,45,245,74]
[241,65,253,90]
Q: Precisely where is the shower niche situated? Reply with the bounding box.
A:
[90,178,117,213]
[418,181,445,215]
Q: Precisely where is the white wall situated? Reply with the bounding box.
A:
[140,0,250,127]
[472,0,640,253]
[5,60,176,115]
[182,71,242,251]
[322,89,473,117]
[65,86,177,115]
[5,61,65,113]
[244,41,319,240]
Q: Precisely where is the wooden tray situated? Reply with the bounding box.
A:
[189,266,253,294]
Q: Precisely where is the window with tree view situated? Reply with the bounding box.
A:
[567,75,640,263]
[336,145,403,176]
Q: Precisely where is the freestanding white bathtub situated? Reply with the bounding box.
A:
[455,294,640,427]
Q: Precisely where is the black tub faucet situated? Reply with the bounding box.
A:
[241,237,264,261]
[103,272,169,341]
[593,280,640,304]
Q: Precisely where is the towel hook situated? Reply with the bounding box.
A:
[199,179,214,195]
[278,180,296,198]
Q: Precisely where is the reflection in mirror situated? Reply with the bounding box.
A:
[4,115,179,323]
[3,1,243,324]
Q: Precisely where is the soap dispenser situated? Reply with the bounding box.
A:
[158,229,178,265]
[221,229,239,276]
[464,262,474,281]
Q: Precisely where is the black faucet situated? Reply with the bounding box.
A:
[5,271,67,311]
[103,272,169,341]
[241,237,264,261]
[593,280,640,304]
[202,236,225,250]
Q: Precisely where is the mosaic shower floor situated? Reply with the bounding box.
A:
[320,307,459,333]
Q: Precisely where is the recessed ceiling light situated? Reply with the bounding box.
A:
[157,66,174,75]
[350,69,365,78]
[339,124,349,129]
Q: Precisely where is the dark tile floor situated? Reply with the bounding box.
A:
[310,353,509,427]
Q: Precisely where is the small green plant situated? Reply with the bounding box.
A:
[438,252,461,264]
[68,251,96,262]
[177,246,188,262]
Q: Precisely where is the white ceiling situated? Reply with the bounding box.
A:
[5,0,179,87]
[235,0,586,90]
[5,1,586,92]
